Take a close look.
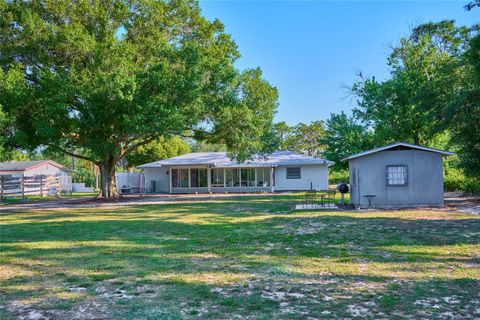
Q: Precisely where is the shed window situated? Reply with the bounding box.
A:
[286,167,301,179]
[386,165,408,186]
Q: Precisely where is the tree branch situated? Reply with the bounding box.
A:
[47,144,97,164]
[114,135,158,163]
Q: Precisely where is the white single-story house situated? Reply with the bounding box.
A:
[343,142,453,208]
[138,151,334,193]
[0,160,71,177]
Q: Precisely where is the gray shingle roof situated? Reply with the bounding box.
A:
[342,142,454,161]
[0,160,71,172]
[137,151,334,168]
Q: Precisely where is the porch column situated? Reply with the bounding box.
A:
[169,168,172,193]
[270,167,274,192]
[207,167,211,192]
[188,168,191,188]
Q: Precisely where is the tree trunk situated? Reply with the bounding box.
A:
[99,160,119,198]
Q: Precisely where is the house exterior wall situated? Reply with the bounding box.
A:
[348,150,444,208]
[1,164,69,177]
[170,187,272,194]
[274,165,329,191]
[27,164,69,176]
[143,167,170,193]
[142,164,330,193]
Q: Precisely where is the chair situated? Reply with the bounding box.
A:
[304,190,317,206]
[324,189,336,206]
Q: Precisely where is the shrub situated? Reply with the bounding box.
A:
[443,168,465,192]
[329,169,349,185]
[462,178,480,195]
[73,167,96,187]
[444,167,480,194]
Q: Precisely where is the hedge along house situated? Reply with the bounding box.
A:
[137,151,334,193]
[343,142,454,208]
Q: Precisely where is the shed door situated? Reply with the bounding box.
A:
[350,167,360,205]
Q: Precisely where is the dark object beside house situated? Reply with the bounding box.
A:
[343,142,453,208]
[120,185,131,194]
[337,183,349,194]
[337,183,349,205]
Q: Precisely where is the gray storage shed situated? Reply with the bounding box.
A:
[343,142,453,208]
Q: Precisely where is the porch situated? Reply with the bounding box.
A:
[169,166,275,193]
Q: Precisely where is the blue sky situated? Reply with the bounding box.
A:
[199,1,478,125]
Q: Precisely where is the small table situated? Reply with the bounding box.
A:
[363,195,376,208]
[304,191,317,206]
[318,194,326,207]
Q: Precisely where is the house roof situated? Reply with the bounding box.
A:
[342,142,454,161]
[0,160,72,172]
[137,151,334,169]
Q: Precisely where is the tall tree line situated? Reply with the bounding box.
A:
[0,0,278,197]
[273,19,480,177]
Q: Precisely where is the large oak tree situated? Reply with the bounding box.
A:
[0,0,278,197]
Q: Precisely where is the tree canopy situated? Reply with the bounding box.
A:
[271,121,326,156]
[450,34,480,179]
[351,21,471,146]
[126,136,190,168]
[0,0,278,197]
[322,112,373,170]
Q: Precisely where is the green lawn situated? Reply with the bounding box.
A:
[1,191,99,205]
[1,194,479,319]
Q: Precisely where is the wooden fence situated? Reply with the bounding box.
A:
[0,174,70,201]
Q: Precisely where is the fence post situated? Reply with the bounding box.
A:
[56,175,61,198]
[21,174,25,199]
[40,175,43,198]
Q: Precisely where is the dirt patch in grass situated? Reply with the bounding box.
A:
[1,194,479,319]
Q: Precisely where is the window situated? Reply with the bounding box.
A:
[386,165,408,186]
[286,167,301,179]
[172,169,189,188]
[190,169,207,188]
[256,168,270,187]
[211,168,224,187]
[241,168,255,187]
[225,168,240,187]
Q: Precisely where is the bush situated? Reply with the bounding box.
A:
[73,167,96,187]
[443,168,465,192]
[444,167,480,194]
[329,169,349,185]
[462,178,480,195]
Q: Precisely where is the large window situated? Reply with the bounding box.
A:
[172,169,189,188]
[286,167,301,179]
[190,169,207,188]
[256,168,270,187]
[386,165,408,186]
[225,168,240,187]
[211,168,224,187]
[241,168,255,187]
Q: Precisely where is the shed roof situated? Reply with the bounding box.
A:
[342,142,454,161]
[0,160,72,172]
[137,151,334,169]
